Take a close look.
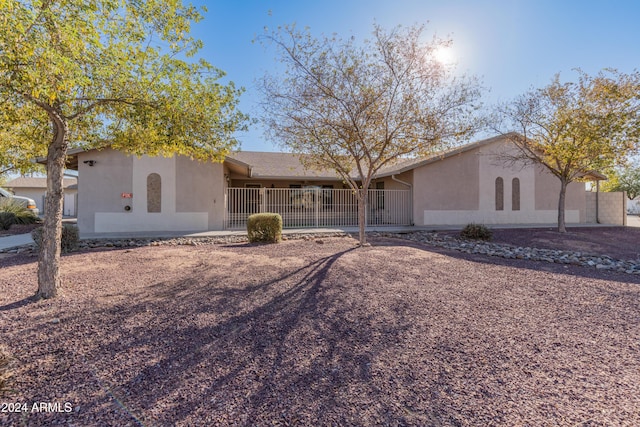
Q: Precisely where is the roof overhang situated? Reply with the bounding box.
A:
[34,147,89,171]
[223,156,252,177]
[242,175,342,181]
[579,170,608,181]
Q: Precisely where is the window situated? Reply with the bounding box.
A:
[512,178,520,211]
[495,177,504,211]
[147,173,161,213]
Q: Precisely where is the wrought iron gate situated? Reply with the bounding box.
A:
[224,187,411,229]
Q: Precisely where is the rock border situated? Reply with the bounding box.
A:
[374,231,640,275]
[0,232,349,254]
[3,230,640,275]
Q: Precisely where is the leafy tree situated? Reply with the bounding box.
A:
[495,69,640,232]
[0,0,249,298]
[259,24,482,245]
[600,164,640,199]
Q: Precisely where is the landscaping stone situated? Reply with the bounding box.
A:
[373,231,640,275]
[3,228,639,275]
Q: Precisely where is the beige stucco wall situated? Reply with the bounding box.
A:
[413,147,479,225]
[375,170,413,191]
[78,149,225,236]
[415,140,586,226]
[585,191,627,225]
[533,166,586,222]
[78,149,133,234]
[175,156,226,230]
[413,148,480,218]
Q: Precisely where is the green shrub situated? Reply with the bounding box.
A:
[460,223,493,241]
[0,199,40,226]
[0,212,17,230]
[31,224,80,253]
[247,212,282,243]
[13,211,40,225]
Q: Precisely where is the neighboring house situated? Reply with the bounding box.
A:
[59,134,622,237]
[627,197,640,215]
[3,177,78,217]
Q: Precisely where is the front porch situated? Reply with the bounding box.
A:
[224,187,412,230]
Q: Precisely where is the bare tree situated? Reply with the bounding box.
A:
[259,24,483,244]
[494,70,640,232]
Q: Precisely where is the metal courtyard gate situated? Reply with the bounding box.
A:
[224,187,411,229]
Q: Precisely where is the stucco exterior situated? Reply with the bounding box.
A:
[175,155,226,230]
[69,135,621,235]
[77,149,225,236]
[413,139,586,226]
[412,147,480,225]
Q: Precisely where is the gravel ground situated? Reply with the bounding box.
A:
[460,226,640,261]
[1,235,639,426]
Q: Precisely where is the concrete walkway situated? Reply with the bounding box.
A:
[0,233,34,251]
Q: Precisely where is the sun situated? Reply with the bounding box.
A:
[433,45,456,65]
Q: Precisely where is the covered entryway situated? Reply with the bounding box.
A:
[225,187,411,229]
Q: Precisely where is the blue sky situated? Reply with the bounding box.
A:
[190,0,640,152]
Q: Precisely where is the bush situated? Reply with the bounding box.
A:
[13,211,40,225]
[0,212,17,230]
[247,212,282,243]
[31,224,80,253]
[460,223,493,241]
[0,199,40,227]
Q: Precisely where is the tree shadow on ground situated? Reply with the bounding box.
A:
[0,253,38,268]
[8,238,640,426]
[34,243,458,426]
[0,296,39,311]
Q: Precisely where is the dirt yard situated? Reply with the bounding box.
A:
[1,234,639,426]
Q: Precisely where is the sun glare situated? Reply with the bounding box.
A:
[433,46,456,65]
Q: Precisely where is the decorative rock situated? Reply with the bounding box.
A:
[3,229,640,275]
[377,231,640,276]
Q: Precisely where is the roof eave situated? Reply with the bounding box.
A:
[247,175,343,181]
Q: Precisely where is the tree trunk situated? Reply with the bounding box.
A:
[557,179,568,233]
[357,189,367,245]
[36,115,69,299]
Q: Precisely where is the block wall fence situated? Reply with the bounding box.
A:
[585,192,627,225]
